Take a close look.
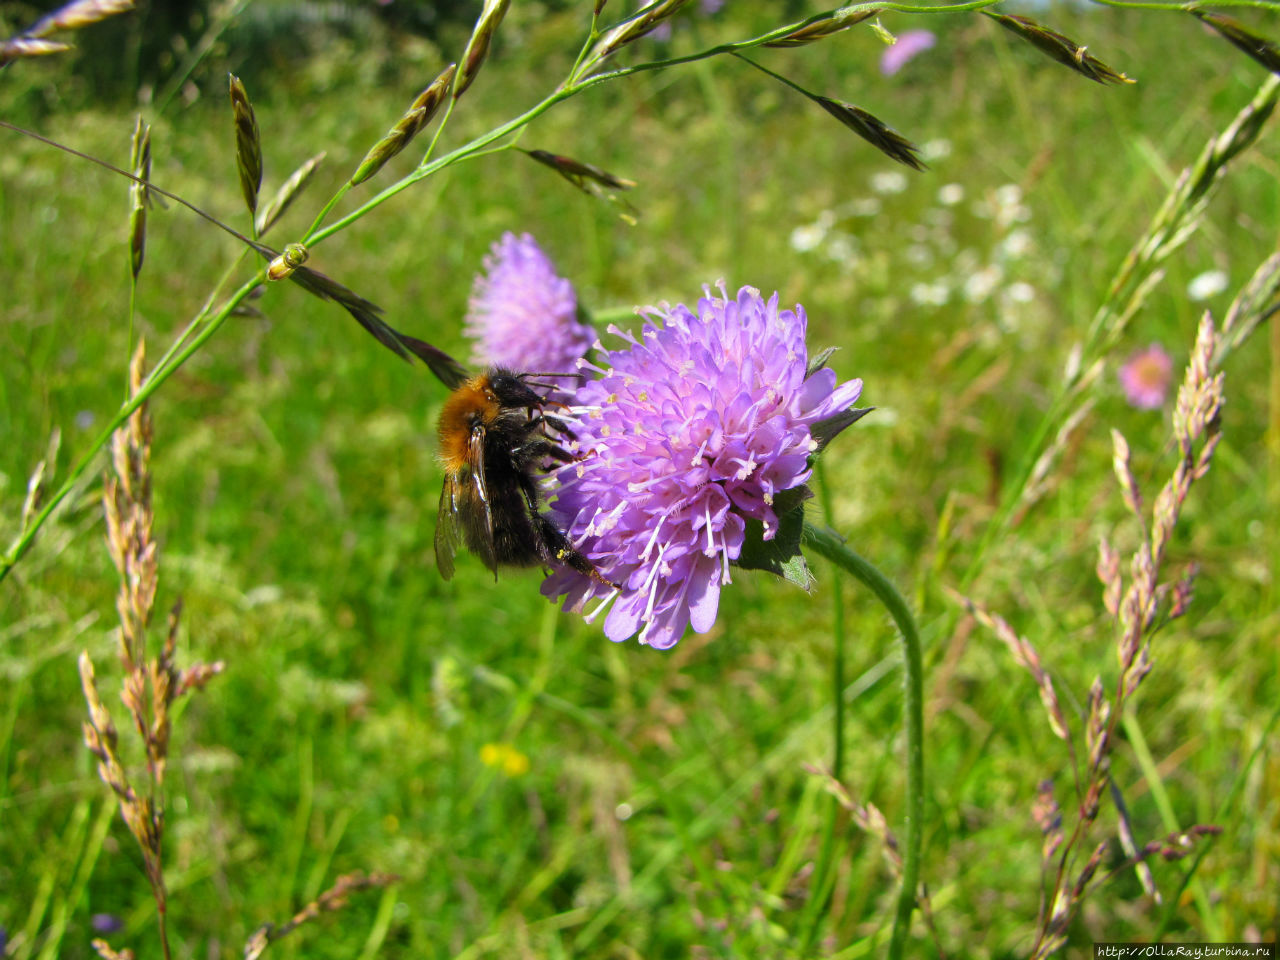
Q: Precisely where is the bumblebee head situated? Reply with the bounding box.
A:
[486,369,549,411]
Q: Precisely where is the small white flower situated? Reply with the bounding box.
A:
[994,183,1023,208]
[870,170,908,195]
[1006,281,1036,304]
[937,183,964,206]
[790,222,827,253]
[1187,269,1228,302]
[963,265,1003,303]
[1001,229,1033,259]
[846,197,881,218]
[825,233,858,265]
[921,138,952,162]
[905,243,934,267]
[910,281,950,306]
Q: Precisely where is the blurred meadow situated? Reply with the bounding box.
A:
[1,0,1278,957]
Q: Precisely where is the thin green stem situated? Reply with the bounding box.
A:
[796,464,846,951]
[306,87,577,247]
[301,181,351,245]
[819,463,849,783]
[126,271,138,401]
[802,523,924,960]
[0,274,262,583]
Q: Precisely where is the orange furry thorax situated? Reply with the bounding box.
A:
[438,374,501,473]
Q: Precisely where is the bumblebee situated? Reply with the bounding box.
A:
[434,368,618,588]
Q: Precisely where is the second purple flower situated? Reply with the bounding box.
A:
[465,232,595,377]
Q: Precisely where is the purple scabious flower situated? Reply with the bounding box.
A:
[465,232,594,378]
[1119,343,1174,410]
[91,914,124,934]
[880,29,936,76]
[542,283,864,649]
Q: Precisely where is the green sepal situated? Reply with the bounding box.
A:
[812,406,874,453]
[736,485,815,592]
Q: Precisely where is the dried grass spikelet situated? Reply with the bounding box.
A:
[952,592,1071,742]
[351,64,455,185]
[1109,312,1223,705]
[524,148,639,222]
[585,0,692,67]
[525,149,635,191]
[91,939,136,960]
[243,872,400,960]
[257,151,325,236]
[1217,251,1280,366]
[984,11,1133,85]
[764,7,880,48]
[0,36,70,64]
[86,337,228,957]
[26,0,134,37]
[228,73,263,216]
[1031,779,1063,863]
[128,115,151,280]
[1016,392,1097,520]
[20,428,61,535]
[454,0,510,99]
[812,97,924,170]
[80,649,165,896]
[804,764,903,877]
[105,341,156,672]
[1194,10,1280,75]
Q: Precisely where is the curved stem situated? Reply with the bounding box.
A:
[802,523,924,960]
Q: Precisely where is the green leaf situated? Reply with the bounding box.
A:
[736,486,814,591]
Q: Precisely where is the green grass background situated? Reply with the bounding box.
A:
[1,2,1278,957]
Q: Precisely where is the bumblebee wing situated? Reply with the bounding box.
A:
[466,427,499,580]
[434,474,464,580]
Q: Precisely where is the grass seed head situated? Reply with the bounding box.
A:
[813,97,924,170]
[454,0,510,99]
[27,0,134,37]
[984,11,1133,85]
[764,8,879,48]
[351,63,455,185]
[1194,11,1280,75]
[128,115,151,280]
[228,74,263,216]
[257,151,324,235]
[586,0,692,68]
[0,36,70,64]
[91,939,135,960]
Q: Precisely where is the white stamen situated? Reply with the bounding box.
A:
[582,586,619,624]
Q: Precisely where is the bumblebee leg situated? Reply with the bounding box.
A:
[510,437,576,466]
[515,475,619,589]
[533,514,620,590]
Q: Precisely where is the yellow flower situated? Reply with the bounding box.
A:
[479,742,529,777]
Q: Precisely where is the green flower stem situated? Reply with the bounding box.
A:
[795,464,850,952]
[0,274,263,583]
[802,523,924,960]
